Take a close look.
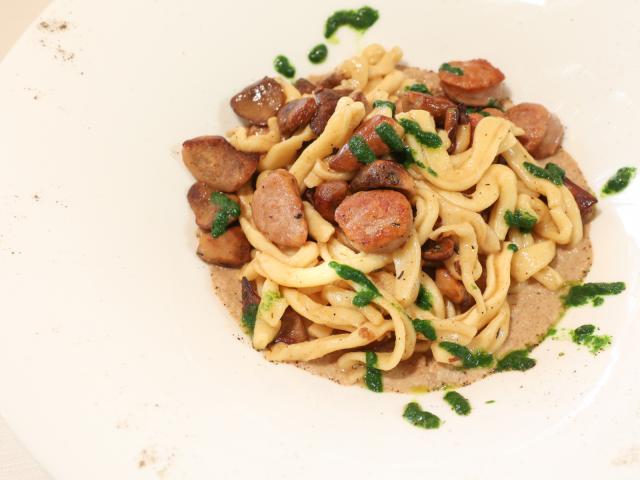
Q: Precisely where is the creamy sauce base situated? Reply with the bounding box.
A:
[208,149,594,393]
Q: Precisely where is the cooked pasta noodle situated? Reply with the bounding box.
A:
[185,43,597,393]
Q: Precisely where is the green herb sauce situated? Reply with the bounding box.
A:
[486,98,504,111]
[507,243,519,252]
[372,99,396,114]
[324,6,379,38]
[415,285,433,311]
[440,63,464,76]
[562,282,625,308]
[364,351,383,392]
[485,400,496,404]
[328,261,380,306]
[570,324,612,354]
[602,166,636,195]
[495,350,536,372]
[439,341,494,369]
[405,83,431,94]
[374,122,417,168]
[427,167,438,177]
[241,304,258,335]
[210,192,241,237]
[413,319,436,341]
[444,391,471,416]
[348,134,376,164]
[398,118,443,149]
[402,402,441,429]
[273,55,295,78]
[308,43,328,64]
[258,290,282,314]
[504,209,537,233]
[523,161,565,185]
[545,326,557,339]
[465,106,490,117]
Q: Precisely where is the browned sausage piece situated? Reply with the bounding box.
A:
[242,276,260,320]
[435,268,467,304]
[422,236,456,262]
[466,108,506,134]
[252,169,308,248]
[196,226,251,268]
[505,103,564,159]
[439,59,505,107]
[563,177,598,220]
[187,182,239,231]
[310,88,350,135]
[536,113,564,159]
[313,180,349,223]
[294,78,316,94]
[230,77,286,126]
[328,115,404,172]
[277,97,318,137]
[350,160,416,196]
[397,92,456,123]
[182,136,258,192]
[335,190,413,253]
[319,71,344,88]
[274,308,309,344]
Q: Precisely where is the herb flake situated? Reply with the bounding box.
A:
[403,402,441,429]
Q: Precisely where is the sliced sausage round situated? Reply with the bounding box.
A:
[328,115,403,172]
[313,180,349,223]
[187,182,239,231]
[252,169,308,248]
[350,160,416,196]
[334,190,413,253]
[505,103,564,159]
[230,77,285,126]
[182,136,258,192]
[277,97,318,137]
[397,92,456,123]
[399,67,444,96]
[196,226,251,268]
[439,59,505,107]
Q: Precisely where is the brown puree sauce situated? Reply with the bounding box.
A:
[207,149,593,393]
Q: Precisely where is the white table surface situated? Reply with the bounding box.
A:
[1,3,53,478]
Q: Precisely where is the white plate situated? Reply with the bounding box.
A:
[1,0,639,478]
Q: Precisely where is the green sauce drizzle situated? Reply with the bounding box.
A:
[328,261,380,306]
[465,106,490,117]
[308,43,328,64]
[545,326,557,339]
[258,290,281,314]
[507,243,519,252]
[402,402,441,429]
[210,192,240,237]
[444,391,471,416]
[504,209,537,233]
[374,122,417,168]
[485,400,496,404]
[348,135,376,164]
[486,98,504,111]
[427,167,438,177]
[495,350,536,372]
[241,304,258,335]
[324,6,379,38]
[571,324,612,354]
[364,351,383,392]
[398,118,443,148]
[415,285,433,311]
[439,63,463,76]
[372,99,396,114]
[413,319,436,341]
[405,83,431,94]
[523,161,565,185]
[562,282,626,308]
[439,342,494,369]
[602,166,636,195]
[273,55,295,78]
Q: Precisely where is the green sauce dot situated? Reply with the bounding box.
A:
[274,55,295,78]
[308,44,328,64]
